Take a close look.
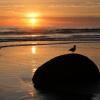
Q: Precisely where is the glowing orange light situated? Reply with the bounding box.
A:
[25,12,41,27]
[26,13,40,18]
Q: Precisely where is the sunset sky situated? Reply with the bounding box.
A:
[0,0,100,28]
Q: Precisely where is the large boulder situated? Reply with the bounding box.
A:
[32,53,99,92]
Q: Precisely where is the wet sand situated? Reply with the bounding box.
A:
[0,41,100,100]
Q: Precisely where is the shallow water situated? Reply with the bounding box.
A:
[0,41,100,100]
[0,32,100,42]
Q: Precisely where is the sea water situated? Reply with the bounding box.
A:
[0,32,100,100]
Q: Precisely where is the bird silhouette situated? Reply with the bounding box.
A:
[69,45,76,53]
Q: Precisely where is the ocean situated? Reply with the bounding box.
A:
[0,31,100,100]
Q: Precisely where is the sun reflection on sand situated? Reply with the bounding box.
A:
[31,61,37,73]
[31,46,38,74]
[32,68,37,73]
[28,91,35,97]
[32,46,37,54]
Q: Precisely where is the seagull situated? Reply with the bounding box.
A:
[69,45,76,53]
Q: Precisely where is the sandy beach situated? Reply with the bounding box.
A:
[0,41,100,100]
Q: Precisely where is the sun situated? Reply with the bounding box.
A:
[26,13,40,18]
[25,12,41,27]
[29,18,37,26]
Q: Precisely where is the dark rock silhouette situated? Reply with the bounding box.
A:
[32,53,99,93]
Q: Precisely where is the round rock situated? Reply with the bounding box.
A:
[32,53,99,91]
